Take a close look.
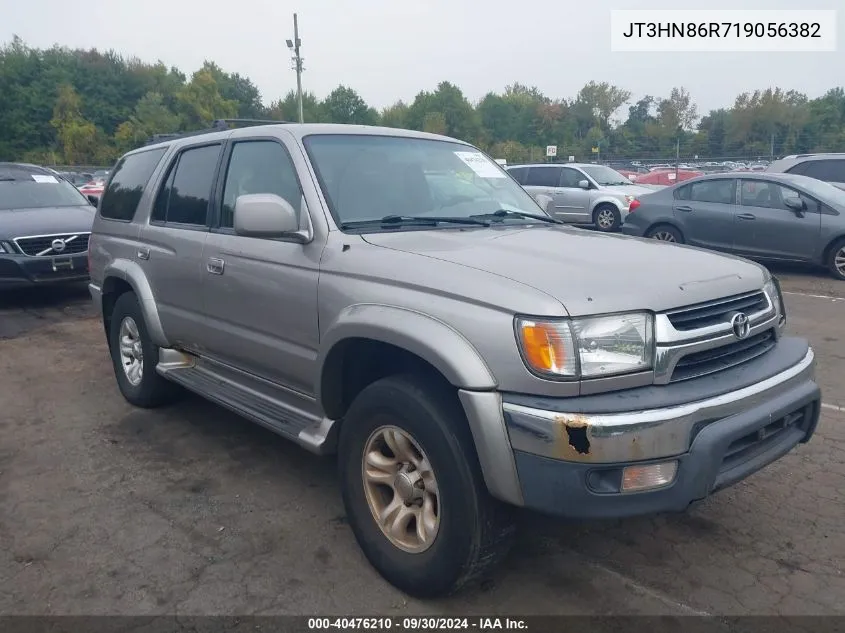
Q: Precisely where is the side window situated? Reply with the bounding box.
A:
[786,162,809,176]
[674,184,691,201]
[151,144,221,226]
[99,148,166,221]
[525,166,561,187]
[559,168,582,188]
[689,179,734,205]
[507,167,528,184]
[740,180,816,212]
[220,140,303,229]
[800,159,845,183]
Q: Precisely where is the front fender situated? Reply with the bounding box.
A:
[103,259,169,347]
[589,194,625,214]
[317,304,497,402]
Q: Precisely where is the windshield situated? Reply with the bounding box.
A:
[581,165,633,186]
[0,174,90,210]
[302,134,549,228]
[784,174,845,205]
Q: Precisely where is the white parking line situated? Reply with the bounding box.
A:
[822,402,844,413]
[783,291,844,302]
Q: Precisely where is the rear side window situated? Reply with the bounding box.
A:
[795,159,845,183]
[99,148,166,221]
[525,166,561,187]
[689,179,735,205]
[507,167,528,184]
[152,144,221,226]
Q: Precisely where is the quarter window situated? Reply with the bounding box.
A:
[220,141,302,229]
[99,148,166,221]
[151,144,221,226]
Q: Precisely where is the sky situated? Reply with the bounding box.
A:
[1,0,842,118]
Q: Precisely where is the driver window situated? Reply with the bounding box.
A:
[220,140,302,229]
[739,180,812,212]
[559,168,582,188]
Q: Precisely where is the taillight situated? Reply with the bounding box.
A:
[629,199,641,212]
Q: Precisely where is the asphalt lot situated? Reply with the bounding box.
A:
[0,268,843,616]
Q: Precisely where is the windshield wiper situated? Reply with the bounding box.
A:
[471,209,563,224]
[340,215,491,230]
[0,177,16,182]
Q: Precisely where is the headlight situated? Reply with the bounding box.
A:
[763,277,786,326]
[516,312,654,379]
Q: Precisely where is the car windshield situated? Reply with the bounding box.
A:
[580,165,633,186]
[784,174,845,206]
[0,173,90,210]
[302,134,549,229]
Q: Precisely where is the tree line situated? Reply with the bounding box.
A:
[2,36,844,167]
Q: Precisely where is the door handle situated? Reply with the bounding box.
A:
[206,257,225,275]
[137,247,150,260]
[737,213,756,220]
[676,205,693,212]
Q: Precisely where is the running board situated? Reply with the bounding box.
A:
[155,349,337,455]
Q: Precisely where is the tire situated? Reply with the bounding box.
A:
[827,238,845,281]
[338,374,515,598]
[593,204,621,232]
[647,224,684,244]
[108,292,181,408]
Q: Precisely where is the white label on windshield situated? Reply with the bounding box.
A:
[32,175,58,183]
[454,151,507,178]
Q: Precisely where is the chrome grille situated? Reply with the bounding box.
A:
[669,329,776,383]
[13,233,90,257]
[666,291,769,331]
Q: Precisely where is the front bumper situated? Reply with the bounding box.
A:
[0,252,89,289]
[502,341,820,518]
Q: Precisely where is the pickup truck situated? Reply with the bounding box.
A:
[87,122,821,598]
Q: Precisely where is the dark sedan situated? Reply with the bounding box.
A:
[621,172,845,281]
[0,162,98,289]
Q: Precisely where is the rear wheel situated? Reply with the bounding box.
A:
[338,374,515,598]
[647,224,684,244]
[108,292,181,408]
[827,238,845,281]
[593,204,621,232]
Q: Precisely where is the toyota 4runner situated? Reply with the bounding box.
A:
[88,121,821,598]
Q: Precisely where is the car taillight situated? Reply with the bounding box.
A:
[629,199,641,212]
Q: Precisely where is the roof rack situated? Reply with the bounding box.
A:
[144,118,290,146]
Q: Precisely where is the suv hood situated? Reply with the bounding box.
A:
[0,205,95,239]
[362,226,768,316]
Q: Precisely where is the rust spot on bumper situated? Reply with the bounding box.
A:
[554,414,591,457]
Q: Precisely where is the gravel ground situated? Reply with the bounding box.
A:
[0,268,843,616]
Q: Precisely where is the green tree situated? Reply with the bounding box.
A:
[322,85,377,125]
[114,91,181,152]
[50,83,103,163]
[407,81,482,142]
[380,101,410,128]
[175,68,238,129]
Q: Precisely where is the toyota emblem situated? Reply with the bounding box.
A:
[731,312,750,339]
[51,238,67,253]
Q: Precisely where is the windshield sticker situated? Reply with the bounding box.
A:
[32,174,59,183]
[454,151,507,178]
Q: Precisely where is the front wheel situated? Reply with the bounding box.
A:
[827,238,845,281]
[338,374,515,598]
[593,204,621,232]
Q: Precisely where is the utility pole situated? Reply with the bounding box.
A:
[286,14,304,123]
[770,132,775,161]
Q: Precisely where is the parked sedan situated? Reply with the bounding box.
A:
[621,172,845,280]
[0,162,97,289]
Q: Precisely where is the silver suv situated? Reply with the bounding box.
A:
[506,163,656,231]
[766,153,845,191]
[89,122,821,598]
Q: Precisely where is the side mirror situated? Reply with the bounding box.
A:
[234,193,302,239]
[87,194,99,206]
[578,179,591,190]
[783,196,805,215]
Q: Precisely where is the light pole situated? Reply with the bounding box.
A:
[286,13,304,123]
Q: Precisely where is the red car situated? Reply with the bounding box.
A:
[633,169,703,186]
[77,180,105,198]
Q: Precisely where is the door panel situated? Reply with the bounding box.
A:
[199,138,322,397]
[732,180,822,261]
[551,167,592,222]
[673,179,737,252]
